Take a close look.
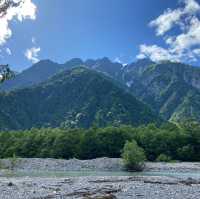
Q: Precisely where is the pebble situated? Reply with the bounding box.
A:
[0,158,200,198]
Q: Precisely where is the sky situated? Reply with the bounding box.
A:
[0,0,200,71]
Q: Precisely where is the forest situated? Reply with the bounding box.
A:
[0,121,199,162]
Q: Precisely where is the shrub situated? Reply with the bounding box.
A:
[121,140,146,171]
[156,154,172,162]
[177,145,194,161]
[9,153,19,170]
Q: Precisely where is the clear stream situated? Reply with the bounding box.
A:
[3,170,200,179]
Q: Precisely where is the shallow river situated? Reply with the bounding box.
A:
[4,170,200,179]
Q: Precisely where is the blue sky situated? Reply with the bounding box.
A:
[0,0,200,71]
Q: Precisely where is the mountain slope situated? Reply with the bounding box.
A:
[0,67,160,130]
[0,60,60,91]
[122,61,200,122]
[2,57,200,123]
[85,57,122,79]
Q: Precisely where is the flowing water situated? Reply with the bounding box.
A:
[3,170,200,179]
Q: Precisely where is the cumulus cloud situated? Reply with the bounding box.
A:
[25,47,40,63]
[149,8,182,36]
[0,0,37,45]
[114,56,128,66]
[137,0,200,63]
[137,44,180,62]
[5,47,12,55]
[193,48,200,55]
[150,0,200,36]
[184,0,200,13]
[114,57,123,64]
[170,17,200,53]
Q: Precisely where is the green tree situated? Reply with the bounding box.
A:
[121,140,146,171]
[156,154,172,162]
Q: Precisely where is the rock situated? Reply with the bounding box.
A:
[180,177,200,186]
[7,182,14,186]
[0,176,200,199]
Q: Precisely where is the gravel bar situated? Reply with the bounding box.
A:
[1,158,200,199]
[1,158,200,172]
[0,176,200,199]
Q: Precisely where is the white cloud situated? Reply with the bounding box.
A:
[0,0,37,46]
[5,47,12,55]
[114,57,122,64]
[25,47,40,63]
[150,8,182,36]
[193,48,200,55]
[137,0,200,63]
[114,56,128,66]
[170,17,200,53]
[31,37,36,44]
[136,53,146,60]
[0,18,12,45]
[149,0,200,36]
[184,0,200,13]
[137,44,180,62]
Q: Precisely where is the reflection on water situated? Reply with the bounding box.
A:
[2,170,200,179]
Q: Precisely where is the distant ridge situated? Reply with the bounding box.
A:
[0,57,122,92]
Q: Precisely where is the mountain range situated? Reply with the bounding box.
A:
[0,67,160,130]
[0,57,200,129]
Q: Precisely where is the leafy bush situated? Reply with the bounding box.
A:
[121,140,146,171]
[177,145,194,161]
[156,154,172,162]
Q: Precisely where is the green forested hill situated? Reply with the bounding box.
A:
[0,67,160,130]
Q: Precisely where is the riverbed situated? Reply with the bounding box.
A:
[1,158,200,199]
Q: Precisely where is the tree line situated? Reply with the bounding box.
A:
[0,121,200,162]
